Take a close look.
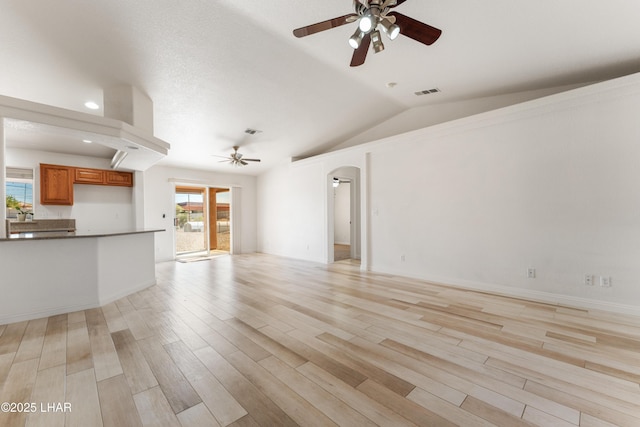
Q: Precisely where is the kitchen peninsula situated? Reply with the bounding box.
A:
[0,90,171,325]
[0,228,163,324]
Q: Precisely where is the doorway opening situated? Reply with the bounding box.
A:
[333,178,352,262]
[175,186,230,259]
[328,167,361,264]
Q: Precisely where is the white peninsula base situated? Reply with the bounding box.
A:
[0,230,160,324]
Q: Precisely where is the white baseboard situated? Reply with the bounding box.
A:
[0,301,99,325]
[370,266,640,317]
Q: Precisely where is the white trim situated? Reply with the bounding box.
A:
[0,301,99,325]
[373,266,640,317]
[230,186,241,254]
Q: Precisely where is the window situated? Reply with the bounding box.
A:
[6,167,34,218]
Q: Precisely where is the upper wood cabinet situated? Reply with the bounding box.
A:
[74,168,133,187]
[74,167,105,184]
[105,171,133,186]
[40,164,134,205]
[40,164,74,205]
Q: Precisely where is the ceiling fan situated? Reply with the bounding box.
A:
[293,0,442,67]
[214,146,261,167]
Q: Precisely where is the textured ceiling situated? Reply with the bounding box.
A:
[2,1,640,174]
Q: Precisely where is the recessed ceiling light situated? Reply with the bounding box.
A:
[84,101,100,110]
[82,139,92,144]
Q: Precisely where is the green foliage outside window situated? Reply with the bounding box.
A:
[176,205,188,228]
[6,195,20,209]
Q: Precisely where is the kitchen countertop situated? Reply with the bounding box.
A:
[1,228,164,241]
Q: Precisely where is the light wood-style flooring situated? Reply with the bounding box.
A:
[333,244,351,262]
[1,253,640,426]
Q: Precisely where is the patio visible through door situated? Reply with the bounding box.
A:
[175,186,230,258]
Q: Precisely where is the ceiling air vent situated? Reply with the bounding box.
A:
[414,88,441,96]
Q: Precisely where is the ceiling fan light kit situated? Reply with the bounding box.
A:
[359,13,374,32]
[380,17,400,40]
[293,0,442,67]
[349,28,365,49]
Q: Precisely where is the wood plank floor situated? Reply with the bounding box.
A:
[1,253,640,426]
[333,245,351,262]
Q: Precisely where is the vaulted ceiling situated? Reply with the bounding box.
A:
[2,1,640,174]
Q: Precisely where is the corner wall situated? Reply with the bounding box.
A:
[256,73,640,315]
[257,160,328,263]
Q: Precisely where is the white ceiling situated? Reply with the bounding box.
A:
[2,0,640,174]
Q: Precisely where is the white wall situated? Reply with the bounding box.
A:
[5,147,135,232]
[257,160,327,263]
[143,164,257,262]
[256,72,640,315]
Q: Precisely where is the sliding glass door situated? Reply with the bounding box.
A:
[174,186,231,258]
[175,187,207,257]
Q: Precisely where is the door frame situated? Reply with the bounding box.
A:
[327,166,361,263]
[172,183,233,258]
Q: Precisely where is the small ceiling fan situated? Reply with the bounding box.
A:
[293,0,442,67]
[214,146,261,167]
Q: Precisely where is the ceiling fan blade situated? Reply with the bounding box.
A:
[240,160,249,166]
[293,14,358,38]
[389,12,441,45]
[242,158,261,162]
[350,33,371,67]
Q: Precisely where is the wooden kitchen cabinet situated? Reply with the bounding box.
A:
[74,168,132,186]
[40,164,74,205]
[105,170,133,186]
[74,167,105,184]
[41,164,134,205]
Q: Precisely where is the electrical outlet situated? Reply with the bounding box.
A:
[400,254,406,262]
[600,276,612,287]
[584,274,593,286]
[527,268,536,279]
